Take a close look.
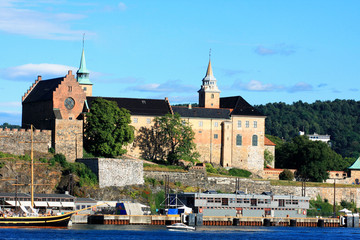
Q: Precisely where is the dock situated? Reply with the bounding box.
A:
[78,214,353,228]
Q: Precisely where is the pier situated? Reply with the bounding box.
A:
[81,214,350,228]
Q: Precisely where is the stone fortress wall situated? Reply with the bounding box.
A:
[77,158,144,188]
[0,128,51,156]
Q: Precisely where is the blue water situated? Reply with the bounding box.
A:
[1,225,359,240]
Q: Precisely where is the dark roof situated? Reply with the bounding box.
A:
[23,78,63,103]
[220,96,265,116]
[172,106,231,119]
[75,198,97,203]
[0,193,74,198]
[86,97,171,116]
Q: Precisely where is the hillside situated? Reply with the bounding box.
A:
[256,99,360,158]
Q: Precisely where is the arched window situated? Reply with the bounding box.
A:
[211,94,214,99]
[252,135,258,146]
[236,134,242,146]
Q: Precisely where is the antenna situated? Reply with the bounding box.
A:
[82,33,85,49]
[209,48,211,60]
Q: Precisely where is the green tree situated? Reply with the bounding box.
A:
[136,113,199,164]
[276,136,344,182]
[264,149,274,167]
[279,169,294,181]
[84,98,134,157]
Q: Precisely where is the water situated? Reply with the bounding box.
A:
[1,225,359,240]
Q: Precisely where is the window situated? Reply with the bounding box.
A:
[133,118,138,123]
[252,135,258,146]
[214,122,218,127]
[211,94,214,99]
[245,121,249,128]
[253,121,257,128]
[83,87,87,91]
[251,199,257,206]
[68,86,72,92]
[146,118,151,124]
[237,120,241,128]
[214,134,218,139]
[236,134,242,146]
[199,121,203,127]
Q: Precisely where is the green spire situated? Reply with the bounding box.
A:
[77,38,92,85]
[349,156,360,170]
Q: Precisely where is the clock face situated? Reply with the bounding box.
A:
[64,97,75,110]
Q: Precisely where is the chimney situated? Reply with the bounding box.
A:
[188,104,192,109]
[68,70,72,76]
[37,75,42,81]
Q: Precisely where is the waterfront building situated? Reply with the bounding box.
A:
[169,191,309,218]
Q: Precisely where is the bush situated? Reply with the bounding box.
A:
[228,168,252,178]
[205,163,218,174]
[279,169,294,181]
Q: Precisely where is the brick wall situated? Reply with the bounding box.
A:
[0,128,51,156]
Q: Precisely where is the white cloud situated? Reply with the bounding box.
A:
[0,0,93,40]
[288,82,313,93]
[234,80,284,92]
[233,80,313,93]
[118,2,127,11]
[0,102,21,108]
[128,80,197,93]
[255,43,296,56]
[0,63,78,81]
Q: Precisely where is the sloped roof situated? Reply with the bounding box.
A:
[349,157,360,170]
[23,78,63,103]
[172,106,231,119]
[220,96,264,116]
[86,96,172,116]
[265,137,276,146]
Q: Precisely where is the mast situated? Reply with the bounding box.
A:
[31,124,34,208]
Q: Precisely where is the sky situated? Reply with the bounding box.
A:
[1,0,360,125]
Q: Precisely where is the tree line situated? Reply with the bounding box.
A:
[256,99,360,159]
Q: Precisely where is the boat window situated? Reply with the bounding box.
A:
[251,199,257,206]
[222,198,229,206]
[237,198,243,203]
[279,199,285,207]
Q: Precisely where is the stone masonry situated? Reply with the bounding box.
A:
[77,158,144,188]
[0,128,51,156]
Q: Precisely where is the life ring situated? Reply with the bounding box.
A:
[199,208,203,213]
[303,210,306,215]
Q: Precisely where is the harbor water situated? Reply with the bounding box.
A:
[1,225,360,240]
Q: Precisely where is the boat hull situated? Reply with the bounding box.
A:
[0,213,73,227]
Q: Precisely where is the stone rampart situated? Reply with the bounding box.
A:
[144,170,360,206]
[0,128,51,156]
[77,158,144,188]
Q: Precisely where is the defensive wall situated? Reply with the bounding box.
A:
[144,169,360,206]
[0,128,51,156]
[77,158,144,188]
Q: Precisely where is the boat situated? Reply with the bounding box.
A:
[166,223,196,231]
[0,211,73,227]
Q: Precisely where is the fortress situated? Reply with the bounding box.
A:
[2,48,275,176]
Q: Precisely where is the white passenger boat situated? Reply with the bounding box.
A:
[166,223,196,231]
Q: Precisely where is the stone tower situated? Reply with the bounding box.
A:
[198,58,220,108]
[77,46,93,97]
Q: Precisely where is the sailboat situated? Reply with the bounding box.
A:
[0,125,90,227]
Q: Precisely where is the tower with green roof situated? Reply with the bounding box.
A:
[77,45,93,96]
[349,157,360,184]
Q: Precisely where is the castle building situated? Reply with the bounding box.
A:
[19,49,275,175]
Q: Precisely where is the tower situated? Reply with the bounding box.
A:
[198,55,220,108]
[77,39,93,97]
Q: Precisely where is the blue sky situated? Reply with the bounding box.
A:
[1,0,360,125]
